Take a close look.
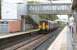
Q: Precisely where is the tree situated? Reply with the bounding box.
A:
[39,14,58,21]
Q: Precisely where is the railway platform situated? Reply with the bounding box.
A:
[47,26,73,50]
[0,29,40,39]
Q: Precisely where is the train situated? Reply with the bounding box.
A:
[38,20,59,33]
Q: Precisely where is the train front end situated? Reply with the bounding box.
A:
[38,20,49,33]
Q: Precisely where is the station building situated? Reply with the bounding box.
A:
[0,0,28,33]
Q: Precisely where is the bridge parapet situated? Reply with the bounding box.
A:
[28,3,72,14]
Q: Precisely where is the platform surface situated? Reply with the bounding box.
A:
[0,29,39,39]
[48,26,73,50]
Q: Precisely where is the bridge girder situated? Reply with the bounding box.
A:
[28,3,72,15]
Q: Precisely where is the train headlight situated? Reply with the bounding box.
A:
[42,22,45,30]
[38,24,41,29]
[46,24,48,30]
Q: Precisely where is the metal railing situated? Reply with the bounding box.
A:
[28,3,72,14]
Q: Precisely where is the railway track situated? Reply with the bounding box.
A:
[16,28,62,50]
[36,27,63,50]
[3,34,45,50]
[16,34,49,50]
[2,33,50,50]
[0,28,62,50]
[0,32,41,50]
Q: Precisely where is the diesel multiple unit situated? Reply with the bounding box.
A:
[38,20,59,33]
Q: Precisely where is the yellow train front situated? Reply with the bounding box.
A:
[38,20,59,33]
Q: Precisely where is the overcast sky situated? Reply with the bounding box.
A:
[57,15,68,20]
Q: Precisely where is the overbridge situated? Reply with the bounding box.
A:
[28,3,72,15]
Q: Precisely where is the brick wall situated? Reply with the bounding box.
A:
[8,20,21,33]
